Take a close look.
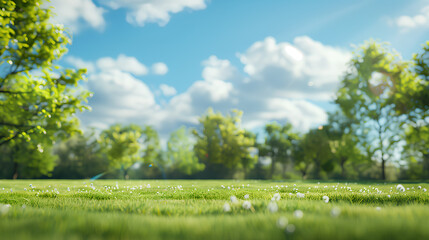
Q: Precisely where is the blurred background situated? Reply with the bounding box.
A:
[0,0,428,180]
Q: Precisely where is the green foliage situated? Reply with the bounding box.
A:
[99,124,143,178]
[399,42,429,179]
[324,111,366,179]
[52,132,109,179]
[0,0,91,178]
[193,109,257,177]
[99,124,161,179]
[167,126,204,176]
[260,122,299,178]
[0,135,56,178]
[300,128,333,179]
[335,41,414,180]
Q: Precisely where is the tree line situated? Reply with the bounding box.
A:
[0,1,428,180]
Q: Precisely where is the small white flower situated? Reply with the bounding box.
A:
[242,201,252,210]
[267,201,278,213]
[330,207,341,217]
[147,184,151,188]
[286,224,296,233]
[244,194,249,199]
[375,207,381,211]
[272,193,281,201]
[293,210,303,219]
[0,204,11,215]
[417,186,422,189]
[322,196,329,203]
[396,184,405,192]
[277,217,288,228]
[387,195,391,198]
[296,193,305,198]
[423,188,427,192]
[230,196,238,204]
[223,203,231,212]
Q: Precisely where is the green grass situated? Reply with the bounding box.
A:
[0,180,428,239]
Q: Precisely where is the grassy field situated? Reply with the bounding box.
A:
[0,180,428,240]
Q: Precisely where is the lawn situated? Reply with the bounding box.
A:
[0,180,428,240]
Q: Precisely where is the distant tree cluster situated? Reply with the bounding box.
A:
[0,1,427,180]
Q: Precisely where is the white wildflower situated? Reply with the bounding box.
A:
[396,184,405,192]
[286,224,296,233]
[296,193,305,198]
[223,203,231,212]
[417,186,422,189]
[230,196,238,204]
[330,207,341,217]
[322,196,329,203]
[244,194,249,199]
[277,217,288,228]
[0,204,11,215]
[242,201,252,210]
[293,210,303,219]
[267,201,278,213]
[272,193,281,201]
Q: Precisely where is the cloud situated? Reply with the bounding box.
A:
[152,62,169,75]
[65,56,96,73]
[395,6,429,30]
[160,84,177,96]
[47,0,105,32]
[96,54,148,76]
[98,0,207,27]
[75,36,349,139]
[238,36,351,101]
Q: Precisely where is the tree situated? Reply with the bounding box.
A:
[335,41,414,180]
[397,42,429,179]
[99,124,161,179]
[300,127,333,179]
[324,111,365,179]
[260,122,299,179]
[167,126,204,176]
[52,132,108,179]
[0,0,91,178]
[193,109,256,178]
[99,124,142,179]
[0,134,57,179]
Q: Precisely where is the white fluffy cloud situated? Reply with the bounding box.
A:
[160,84,177,96]
[152,62,169,75]
[395,6,429,30]
[96,54,149,76]
[66,56,96,73]
[98,0,207,26]
[70,55,160,128]
[75,36,349,138]
[48,0,105,32]
[238,36,351,100]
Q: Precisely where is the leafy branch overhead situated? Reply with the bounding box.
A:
[0,0,91,147]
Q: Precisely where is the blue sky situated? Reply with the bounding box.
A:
[46,0,429,138]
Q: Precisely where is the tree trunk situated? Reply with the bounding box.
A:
[270,156,275,179]
[12,162,18,179]
[124,168,129,180]
[340,157,347,179]
[381,158,386,180]
[282,163,287,179]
